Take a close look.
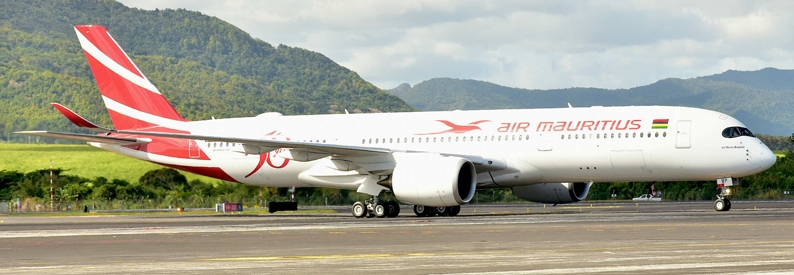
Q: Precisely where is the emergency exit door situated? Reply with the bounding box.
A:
[675,120,691,149]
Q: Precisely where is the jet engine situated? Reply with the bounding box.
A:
[388,153,476,207]
[511,182,592,204]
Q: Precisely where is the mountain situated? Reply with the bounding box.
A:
[0,0,413,143]
[388,68,794,136]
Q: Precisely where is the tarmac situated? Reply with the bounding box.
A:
[1,201,793,274]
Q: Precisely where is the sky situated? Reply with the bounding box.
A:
[117,0,794,91]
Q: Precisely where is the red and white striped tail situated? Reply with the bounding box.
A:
[74,25,186,130]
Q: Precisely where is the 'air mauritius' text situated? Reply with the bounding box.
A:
[497,120,642,132]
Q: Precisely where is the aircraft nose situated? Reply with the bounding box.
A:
[755,141,776,170]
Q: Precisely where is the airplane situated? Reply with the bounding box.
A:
[17,25,776,217]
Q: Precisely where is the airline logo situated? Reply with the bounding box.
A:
[417,120,490,135]
[74,25,185,130]
[652,119,669,129]
[420,118,667,135]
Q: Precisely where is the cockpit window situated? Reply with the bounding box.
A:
[721,127,755,138]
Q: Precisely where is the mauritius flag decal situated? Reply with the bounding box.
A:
[652,119,669,129]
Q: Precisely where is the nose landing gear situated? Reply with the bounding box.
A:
[714,178,737,212]
[714,187,732,212]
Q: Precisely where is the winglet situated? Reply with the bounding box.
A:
[52,103,112,132]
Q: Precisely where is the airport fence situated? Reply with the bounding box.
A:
[2,189,525,213]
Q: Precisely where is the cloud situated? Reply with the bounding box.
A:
[118,0,794,90]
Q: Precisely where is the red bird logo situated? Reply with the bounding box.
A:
[417,120,490,135]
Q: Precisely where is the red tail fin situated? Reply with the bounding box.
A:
[74,25,186,130]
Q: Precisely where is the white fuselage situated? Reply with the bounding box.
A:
[93,105,776,190]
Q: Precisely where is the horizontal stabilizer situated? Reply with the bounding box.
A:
[52,103,112,131]
[15,131,150,146]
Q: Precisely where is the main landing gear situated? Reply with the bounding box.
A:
[714,187,732,212]
[413,205,461,217]
[351,197,400,218]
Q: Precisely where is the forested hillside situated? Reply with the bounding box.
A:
[388,68,794,136]
[0,0,412,143]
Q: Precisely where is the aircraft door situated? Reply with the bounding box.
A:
[675,120,691,149]
[188,140,201,158]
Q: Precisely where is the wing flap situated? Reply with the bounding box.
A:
[15,131,150,145]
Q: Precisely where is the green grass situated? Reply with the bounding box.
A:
[0,209,335,217]
[0,143,225,184]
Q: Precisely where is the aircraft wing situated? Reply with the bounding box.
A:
[117,130,506,170]
[15,131,150,146]
[118,130,391,156]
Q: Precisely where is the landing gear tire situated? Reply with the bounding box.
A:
[435,206,451,216]
[386,201,400,218]
[414,205,434,217]
[352,202,366,218]
[449,205,461,216]
[715,185,733,212]
[374,203,387,218]
[714,199,726,211]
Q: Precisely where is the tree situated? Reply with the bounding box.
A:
[138,168,187,192]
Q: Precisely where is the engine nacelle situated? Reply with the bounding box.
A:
[390,153,476,207]
[512,182,592,204]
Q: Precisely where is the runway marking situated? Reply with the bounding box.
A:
[205,250,509,261]
[561,206,621,209]
[0,214,786,239]
[437,260,794,275]
[204,240,794,263]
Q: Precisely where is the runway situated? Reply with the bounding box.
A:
[1,201,793,274]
